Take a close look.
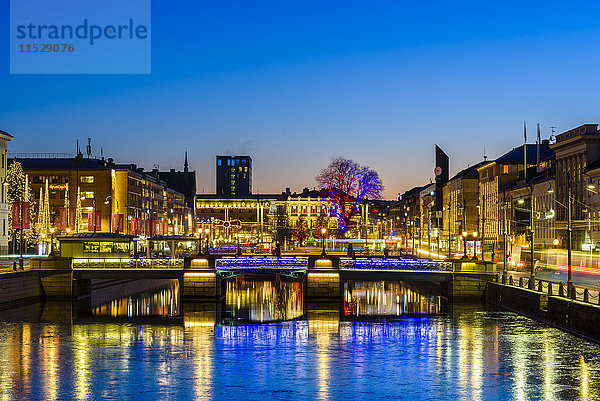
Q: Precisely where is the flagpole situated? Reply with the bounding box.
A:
[524,121,527,181]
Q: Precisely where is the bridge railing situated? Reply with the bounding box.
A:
[72,258,184,269]
[216,256,308,270]
[499,273,600,305]
[339,258,453,271]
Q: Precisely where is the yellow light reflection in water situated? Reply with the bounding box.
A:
[581,355,589,401]
[343,281,440,317]
[187,325,214,401]
[225,276,303,322]
[308,309,339,401]
[41,325,58,401]
[92,280,180,318]
[73,327,89,401]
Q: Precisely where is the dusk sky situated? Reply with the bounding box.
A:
[2,1,600,198]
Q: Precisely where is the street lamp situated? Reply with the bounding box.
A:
[471,231,478,260]
[461,231,468,259]
[204,227,210,255]
[321,227,327,256]
[49,227,55,256]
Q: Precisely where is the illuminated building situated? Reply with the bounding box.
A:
[195,188,338,245]
[195,194,277,243]
[157,150,196,228]
[551,124,600,250]
[216,155,251,195]
[0,130,12,253]
[441,162,487,256]
[13,156,191,237]
[477,142,554,255]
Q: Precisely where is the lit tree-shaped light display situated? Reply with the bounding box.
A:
[75,187,82,232]
[293,216,308,247]
[6,161,36,245]
[37,179,51,242]
[316,157,383,233]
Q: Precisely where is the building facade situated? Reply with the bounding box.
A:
[14,157,192,244]
[0,131,13,253]
[216,155,252,196]
[551,124,600,250]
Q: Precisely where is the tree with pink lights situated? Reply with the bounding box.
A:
[315,157,384,233]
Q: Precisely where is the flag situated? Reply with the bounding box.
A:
[59,207,67,230]
[11,202,20,229]
[22,202,30,229]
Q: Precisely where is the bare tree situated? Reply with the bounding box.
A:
[316,157,384,232]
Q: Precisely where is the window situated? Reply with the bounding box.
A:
[502,165,509,174]
[218,159,222,166]
[80,176,94,184]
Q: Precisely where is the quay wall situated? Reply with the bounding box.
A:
[485,282,600,341]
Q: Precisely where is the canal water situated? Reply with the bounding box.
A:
[0,277,598,400]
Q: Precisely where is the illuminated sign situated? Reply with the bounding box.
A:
[49,183,67,191]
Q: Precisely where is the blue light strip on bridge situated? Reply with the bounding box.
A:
[216,256,308,270]
[340,258,451,271]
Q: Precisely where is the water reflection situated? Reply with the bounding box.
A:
[223,276,303,323]
[92,280,180,318]
[344,280,441,317]
[0,279,598,399]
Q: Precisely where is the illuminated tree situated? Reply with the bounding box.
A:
[6,161,36,245]
[316,157,383,232]
[293,216,308,246]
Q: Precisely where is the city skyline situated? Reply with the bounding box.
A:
[3,2,600,198]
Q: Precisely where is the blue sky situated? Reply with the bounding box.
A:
[2,1,600,198]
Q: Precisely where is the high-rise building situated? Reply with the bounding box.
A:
[216,155,252,195]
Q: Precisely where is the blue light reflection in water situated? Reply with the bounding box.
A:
[0,280,598,400]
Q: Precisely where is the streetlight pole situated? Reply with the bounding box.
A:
[447,201,452,260]
[19,193,23,270]
[204,227,210,255]
[529,182,536,288]
[567,172,573,298]
[502,197,508,283]
[321,227,327,256]
[481,194,486,261]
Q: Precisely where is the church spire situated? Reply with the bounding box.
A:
[184,149,189,173]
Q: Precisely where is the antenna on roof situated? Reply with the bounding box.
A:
[86,138,92,158]
[483,144,487,161]
[549,126,557,144]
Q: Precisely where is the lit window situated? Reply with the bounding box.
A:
[80,176,94,184]
[502,165,509,174]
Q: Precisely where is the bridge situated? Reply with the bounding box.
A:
[17,255,496,302]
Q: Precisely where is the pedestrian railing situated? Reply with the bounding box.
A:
[72,258,184,269]
[498,273,600,305]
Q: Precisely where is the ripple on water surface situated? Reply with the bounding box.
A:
[0,279,597,400]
